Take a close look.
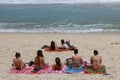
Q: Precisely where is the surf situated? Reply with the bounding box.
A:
[0,0,120,4]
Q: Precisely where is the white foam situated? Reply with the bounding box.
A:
[0,22,119,33]
[0,0,120,4]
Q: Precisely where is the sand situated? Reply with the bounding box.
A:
[0,32,120,80]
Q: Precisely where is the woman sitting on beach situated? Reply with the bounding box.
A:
[90,50,102,70]
[12,52,26,70]
[84,50,107,74]
[34,50,47,72]
[52,57,63,70]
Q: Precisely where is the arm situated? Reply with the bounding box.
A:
[81,58,83,64]
[90,57,93,65]
[12,58,16,68]
[55,43,57,50]
[20,59,25,69]
[34,57,37,65]
[100,56,102,64]
[52,64,55,70]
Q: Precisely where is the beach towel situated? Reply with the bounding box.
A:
[65,58,72,67]
[47,65,67,74]
[45,48,70,52]
[84,66,106,74]
[7,65,67,74]
[65,66,85,74]
[7,65,50,74]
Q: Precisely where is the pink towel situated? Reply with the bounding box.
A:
[7,65,67,74]
[7,65,49,74]
[47,65,67,74]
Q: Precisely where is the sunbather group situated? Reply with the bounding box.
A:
[42,39,76,51]
[12,45,106,74]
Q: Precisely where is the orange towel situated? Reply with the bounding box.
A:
[45,48,71,52]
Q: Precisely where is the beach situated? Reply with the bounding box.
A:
[0,32,120,80]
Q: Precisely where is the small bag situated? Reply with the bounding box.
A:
[66,58,72,67]
[28,60,34,66]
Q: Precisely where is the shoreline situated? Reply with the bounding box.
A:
[0,2,120,5]
[0,31,120,34]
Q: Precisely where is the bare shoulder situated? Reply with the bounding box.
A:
[18,58,23,61]
[52,64,56,68]
[40,57,44,60]
[99,56,102,59]
[91,56,94,59]
[40,57,45,62]
[13,58,16,61]
[79,55,82,58]
[72,56,74,59]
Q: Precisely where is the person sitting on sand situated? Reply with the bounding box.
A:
[52,57,63,70]
[90,50,102,70]
[50,41,57,51]
[12,52,26,70]
[34,50,47,71]
[72,49,83,68]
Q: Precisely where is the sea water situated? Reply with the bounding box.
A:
[0,2,120,33]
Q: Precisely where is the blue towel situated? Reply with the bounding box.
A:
[65,66,85,73]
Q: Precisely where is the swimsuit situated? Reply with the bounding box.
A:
[15,68,22,70]
[34,67,43,71]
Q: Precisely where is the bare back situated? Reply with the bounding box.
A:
[52,64,62,70]
[72,55,83,68]
[34,57,45,69]
[13,58,25,69]
[91,55,102,70]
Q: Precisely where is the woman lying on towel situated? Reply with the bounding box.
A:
[58,39,76,50]
[64,40,76,50]
[45,40,70,52]
[43,41,57,51]
[12,52,26,70]
[47,57,67,73]
[58,39,69,49]
[52,57,63,70]
[50,41,57,51]
[33,50,48,72]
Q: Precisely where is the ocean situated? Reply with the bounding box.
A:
[0,2,120,33]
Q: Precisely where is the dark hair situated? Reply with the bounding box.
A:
[61,39,64,45]
[55,57,61,66]
[94,50,98,55]
[37,50,43,57]
[15,52,21,58]
[50,41,56,50]
[74,49,78,55]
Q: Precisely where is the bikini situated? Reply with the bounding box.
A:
[34,67,43,71]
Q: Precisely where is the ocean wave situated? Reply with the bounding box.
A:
[0,22,120,33]
[0,0,120,4]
